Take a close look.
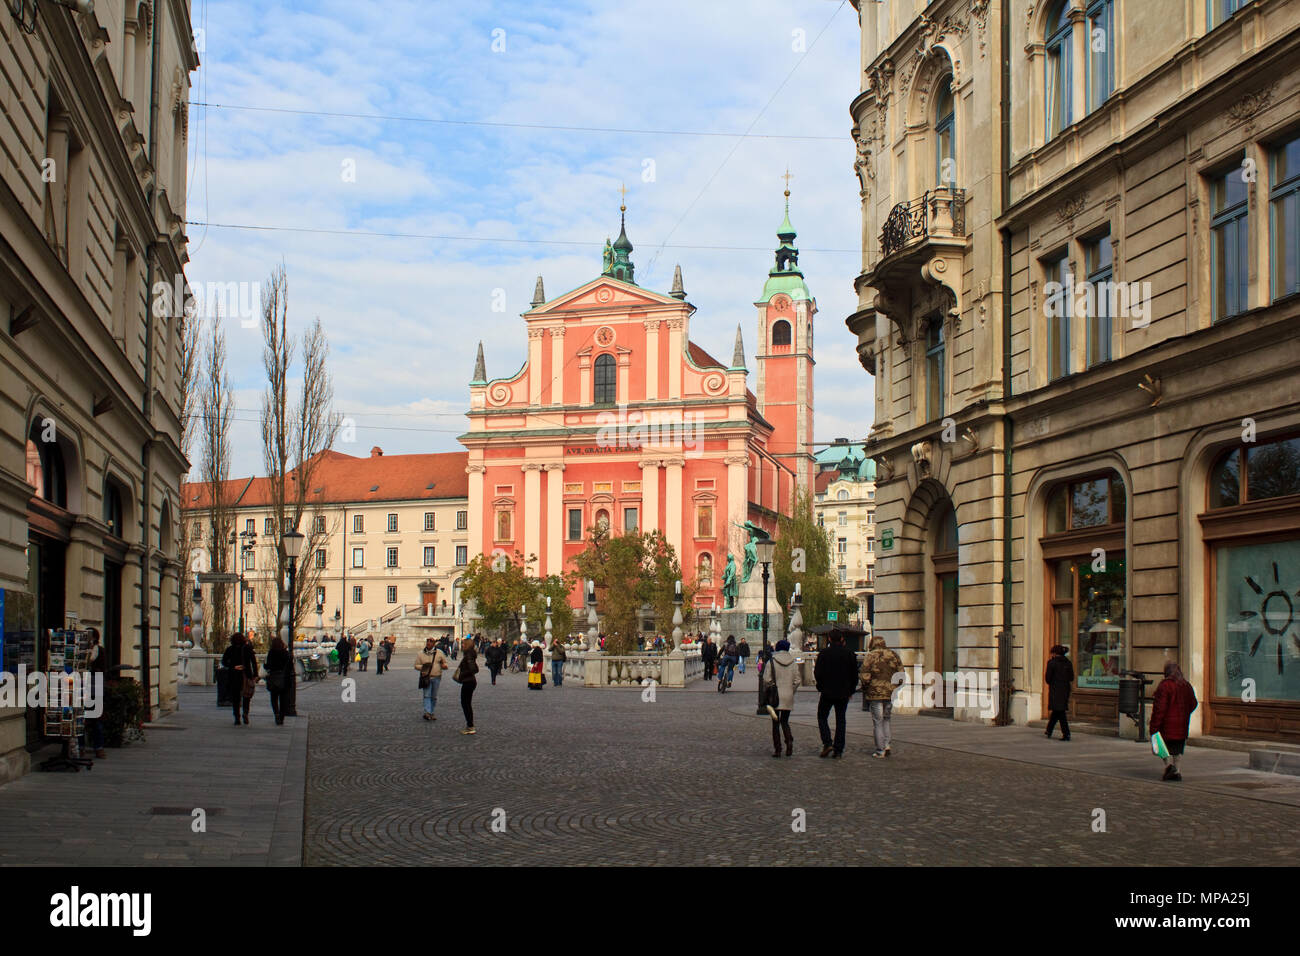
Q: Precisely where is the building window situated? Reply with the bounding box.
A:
[837,489,850,501]
[1084,233,1113,367]
[315,586,325,607]
[264,517,274,535]
[925,318,945,419]
[424,512,435,531]
[1046,254,1072,380]
[1209,433,1300,508]
[838,566,847,584]
[867,537,875,552]
[934,73,955,186]
[593,353,617,404]
[245,518,255,534]
[387,513,398,533]
[624,507,638,533]
[568,508,583,541]
[455,546,468,566]
[1209,0,1244,29]
[696,505,714,538]
[386,547,398,568]
[1270,136,1300,301]
[353,514,364,534]
[386,585,397,604]
[103,482,124,539]
[1211,167,1250,321]
[314,514,326,534]
[353,586,363,604]
[1045,1,1073,138]
[1086,0,1114,113]
[1046,472,1127,531]
[817,513,825,528]
[423,546,435,566]
[456,510,468,530]
[698,552,713,586]
[243,551,255,571]
[868,509,875,523]
[245,587,255,604]
[771,320,792,347]
[352,548,364,568]
[837,537,847,555]
[315,549,327,569]
[838,511,848,527]
[496,509,513,541]
[867,567,874,584]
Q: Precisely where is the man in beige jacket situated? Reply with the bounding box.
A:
[415,637,452,721]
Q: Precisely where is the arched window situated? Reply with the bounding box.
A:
[26,425,67,509]
[1045,1,1073,138]
[698,551,713,587]
[103,480,125,539]
[593,353,616,405]
[934,74,955,187]
[1209,433,1300,508]
[771,320,792,347]
[1042,470,1128,717]
[837,489,850,501]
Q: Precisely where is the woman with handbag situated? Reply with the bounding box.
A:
[453,638,479,734]
[221,632,257,726]
[764,639,801,757]
[528,640,545,690]
[415,637,452,721]
[264,636,293,725]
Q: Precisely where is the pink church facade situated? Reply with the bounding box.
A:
[461,210,815,607]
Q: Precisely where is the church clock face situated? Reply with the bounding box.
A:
[595,326,615,347]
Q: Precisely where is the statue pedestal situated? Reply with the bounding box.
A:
[721,574,784,650]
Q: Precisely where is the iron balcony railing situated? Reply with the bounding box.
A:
[879,187,966,258]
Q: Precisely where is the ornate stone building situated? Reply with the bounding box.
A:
[814,441,878,628]
[461,204,816,607]
[0,1,198,780]
[846,0,1300,737]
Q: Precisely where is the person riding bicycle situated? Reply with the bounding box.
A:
[717,635,740,689]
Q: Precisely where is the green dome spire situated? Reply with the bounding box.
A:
[602,186,635,284]
[760,174,810,303]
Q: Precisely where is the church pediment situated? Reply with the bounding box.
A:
[528,277,679,315]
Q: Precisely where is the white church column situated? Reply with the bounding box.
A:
[467,464,485,562]
[641,459,660,534]
[644,319,660,400]
[545,463,564,576]
[522,463,542,572]
[663,457,685,556]
[725,453,748,537]
[549,327,565,405]
[666,318,684,399]
[527,328,545,406]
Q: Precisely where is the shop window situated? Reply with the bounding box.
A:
[1209,434,1300,507]
[1213,539,1300,703]
[593,353,616,405]
[1270,135,1300,301]
[1046,472,1126,532]
[1045,1,1073,138]
[1049,556,1128,690]
[1210,167,1250,321]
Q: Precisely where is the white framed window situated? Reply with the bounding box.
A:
[456,510,468,530]
[315,549,327,569]
[352,585,363,604]
[386,585,397,604]
[424,512,435,531]
[352,547,364,568]
[455,546,467,566]
[386,547,399,568]
[387,513,398,533]
[353,514,364,533]
[423,546,435,566]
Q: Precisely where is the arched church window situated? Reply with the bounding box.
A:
[593,353,616,405]
[772,320,792,347]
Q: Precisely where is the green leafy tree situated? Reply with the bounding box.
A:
[460,550,538,641]
[525,573,577,644]
[773,488,843,631]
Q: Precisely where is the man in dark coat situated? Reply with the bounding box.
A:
[336,634,352,677]
[1043,644,1074,740]
[1151,660,1198,781]
[702,637,718,682]
[813,633,859,758]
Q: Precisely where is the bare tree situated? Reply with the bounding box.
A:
[177,306,204,642]
[199,310,235,652]
[259,264,340,644]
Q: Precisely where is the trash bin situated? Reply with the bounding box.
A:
[216,666,231,708]
[1118,674,1142,716]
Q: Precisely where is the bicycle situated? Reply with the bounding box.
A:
[716,658,735,693]
[509,653,527,674]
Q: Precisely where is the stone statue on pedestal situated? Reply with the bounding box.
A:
[722,553,738,609]
[734,520,771,584]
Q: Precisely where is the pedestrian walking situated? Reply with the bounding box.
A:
[375,636,391,675]
[528,640,545,690]
[702,636,718,682]
[861,634,903,757]
[737,638,750,674]
[1150,659,1198,781]
[336,634,353,677]
[358,636,371,671]
[222,632,257,726]
[550,635,566,687]
[813,631,858,758]
[84,627,107,758]
[485,638,503,685]
[453,639,479,734]
[414,636,452,721]
[763,639,801,757]
[264,636,293,725]
[1043,644,1074,741]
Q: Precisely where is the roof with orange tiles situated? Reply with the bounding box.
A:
[183,448,469,511]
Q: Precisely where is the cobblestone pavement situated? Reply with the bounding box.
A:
[304,657,1300,866]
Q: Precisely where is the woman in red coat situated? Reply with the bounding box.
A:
[1150,660,1197,781]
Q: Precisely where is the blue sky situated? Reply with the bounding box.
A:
[185,0,874,477]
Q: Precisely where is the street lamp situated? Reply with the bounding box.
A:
[671,580,683,650]
[282,528,304,718]
[585,579,598,651]
[230,528,257,634]
[755,536,776,716]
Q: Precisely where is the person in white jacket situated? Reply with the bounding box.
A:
[763,639,802,757]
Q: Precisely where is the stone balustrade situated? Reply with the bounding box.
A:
[545,646,703,688]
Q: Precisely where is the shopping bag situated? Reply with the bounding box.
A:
[528,671,542,686]
[1150,731,1169,760]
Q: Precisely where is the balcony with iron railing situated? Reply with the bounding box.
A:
[879,188,966,260]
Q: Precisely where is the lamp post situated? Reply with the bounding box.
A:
[585,579,598,651]
[755,537,776,716]
[671,580,683,650]
[230,528,257,634]
[282,528,304,718]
